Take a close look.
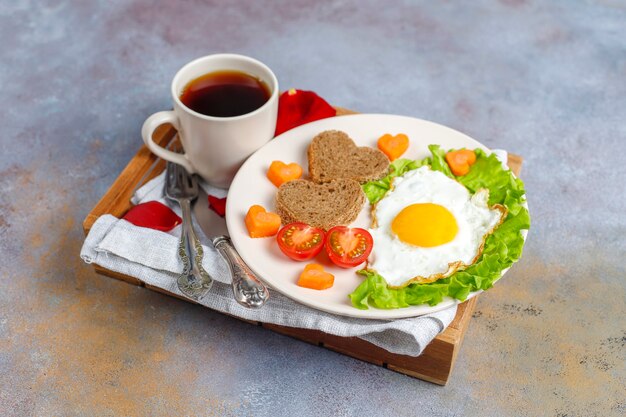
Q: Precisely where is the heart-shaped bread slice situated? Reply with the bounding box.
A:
[276,179,365,230]
[308,130,390,183]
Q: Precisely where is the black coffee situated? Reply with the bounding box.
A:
[180,70,271,117]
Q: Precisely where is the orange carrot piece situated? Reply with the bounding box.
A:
[445,149,477,176]
[245,205,281,238]
[297,263,335,290]
[457,149,476,164]
[267,161,303,187]
[377,133,409,161]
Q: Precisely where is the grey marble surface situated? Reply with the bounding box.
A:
[1,1,624,416]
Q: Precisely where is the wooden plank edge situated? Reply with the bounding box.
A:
[508,153,523,176]
[93,264,144,287]
[386,366,448,386]
[262,320,454,384]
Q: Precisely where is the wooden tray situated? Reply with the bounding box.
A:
[82,108,522,385]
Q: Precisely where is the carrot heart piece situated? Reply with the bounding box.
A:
[208,195,227,217]
[377,133,409,161]
[123,201,182,232]
[267,160,303,187]
[445,149,477,176]
[297,263,335,290]
[245,205,281,238]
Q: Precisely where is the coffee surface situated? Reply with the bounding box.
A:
[180,70,270,117]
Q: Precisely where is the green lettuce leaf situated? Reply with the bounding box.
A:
[351,146,530,309]
[350,270,450,308]
[428,144,454,178]
[361,157,430,204]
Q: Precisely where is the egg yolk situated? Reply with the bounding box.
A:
[391,203,458,247]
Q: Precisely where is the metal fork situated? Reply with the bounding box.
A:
[164,161,213,300]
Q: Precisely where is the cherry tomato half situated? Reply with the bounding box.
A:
[324,226,373,268]
[276,223,326,261]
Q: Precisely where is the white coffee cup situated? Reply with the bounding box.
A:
[141,54,279,188]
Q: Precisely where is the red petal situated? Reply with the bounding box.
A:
[123,201,182,232]
[274,89,337,136]
[208,195,227,217]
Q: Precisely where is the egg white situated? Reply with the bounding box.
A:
[367,166,506,287]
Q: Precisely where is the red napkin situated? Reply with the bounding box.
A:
[274,89,336,136]
[123,201,182,232]
[208,195,227,217]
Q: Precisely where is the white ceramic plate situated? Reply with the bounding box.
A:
[227,114,500,319]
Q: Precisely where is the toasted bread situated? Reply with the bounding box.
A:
[276,179,365,230]
[308,130,390,183]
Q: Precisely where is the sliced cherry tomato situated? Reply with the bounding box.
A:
[324,226,373,268]
[276,223,326,261]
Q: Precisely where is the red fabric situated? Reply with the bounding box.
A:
[123,201,182,231]
[208,195,227,217]
[274,89,336,136]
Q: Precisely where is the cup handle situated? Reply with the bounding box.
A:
[141,111,195,174]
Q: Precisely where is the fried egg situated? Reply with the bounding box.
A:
[367,166,506,288]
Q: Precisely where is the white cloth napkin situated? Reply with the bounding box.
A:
[80,150,508,356]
